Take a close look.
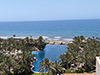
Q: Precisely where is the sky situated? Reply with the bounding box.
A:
[0,0,100,21]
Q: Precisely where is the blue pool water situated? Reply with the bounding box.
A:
[32,45,67,72]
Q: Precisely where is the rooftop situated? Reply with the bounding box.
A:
[64,73,96,75]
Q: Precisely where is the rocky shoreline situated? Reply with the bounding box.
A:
[45,40,72,45]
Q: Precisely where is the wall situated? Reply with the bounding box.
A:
[96,57,100,75]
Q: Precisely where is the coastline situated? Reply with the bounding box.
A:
[0,35,73,45]
[0,35,73,41]
[45,40,72,45]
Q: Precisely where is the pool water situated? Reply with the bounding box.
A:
[32,45,67,72]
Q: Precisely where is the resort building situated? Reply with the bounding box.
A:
[96,56,100,75]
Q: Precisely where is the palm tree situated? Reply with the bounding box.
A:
[60,36,100,72]
[0,37,44,75]
[40,58,51,73]
[40,58,65,75]
[49,61,65,75]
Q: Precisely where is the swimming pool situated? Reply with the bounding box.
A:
[32,45,67,72]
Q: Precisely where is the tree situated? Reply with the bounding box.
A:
[49,61,65,75]
[0,37,46,75]
[40,58,51,73]
[60,36,100,72]
[40,58,65,75]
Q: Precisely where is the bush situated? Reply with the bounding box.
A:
[75,68,85,73]
[65,68,85,73]
[65,69,76,73]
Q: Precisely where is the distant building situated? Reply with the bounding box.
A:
[96,57,100,75]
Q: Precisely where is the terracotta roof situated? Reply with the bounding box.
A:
[64,73,96,75]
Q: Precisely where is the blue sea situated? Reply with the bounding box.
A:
[0,19,100,41]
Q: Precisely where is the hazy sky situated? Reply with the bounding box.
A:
[0,0,100,21]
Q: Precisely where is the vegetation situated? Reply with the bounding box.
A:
[33,36,99,75]
[39,58,65,75]
[0,36,46,75]
[60,36,100,72]
[0,35,99,75]
[31,73,47,75]
[65,68,85,73]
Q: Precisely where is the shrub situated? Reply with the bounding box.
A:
[65,69,76,73]
[75,68,85,73]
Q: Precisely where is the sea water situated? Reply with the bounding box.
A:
[0,19,100,41]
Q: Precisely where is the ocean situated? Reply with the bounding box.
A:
[0,19,100,41]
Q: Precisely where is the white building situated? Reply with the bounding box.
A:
[96,57,100,75]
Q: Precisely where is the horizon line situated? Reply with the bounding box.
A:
[0,18,100,22]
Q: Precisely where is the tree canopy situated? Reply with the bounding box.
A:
[60,36,100,72]
[0,36,46,75]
